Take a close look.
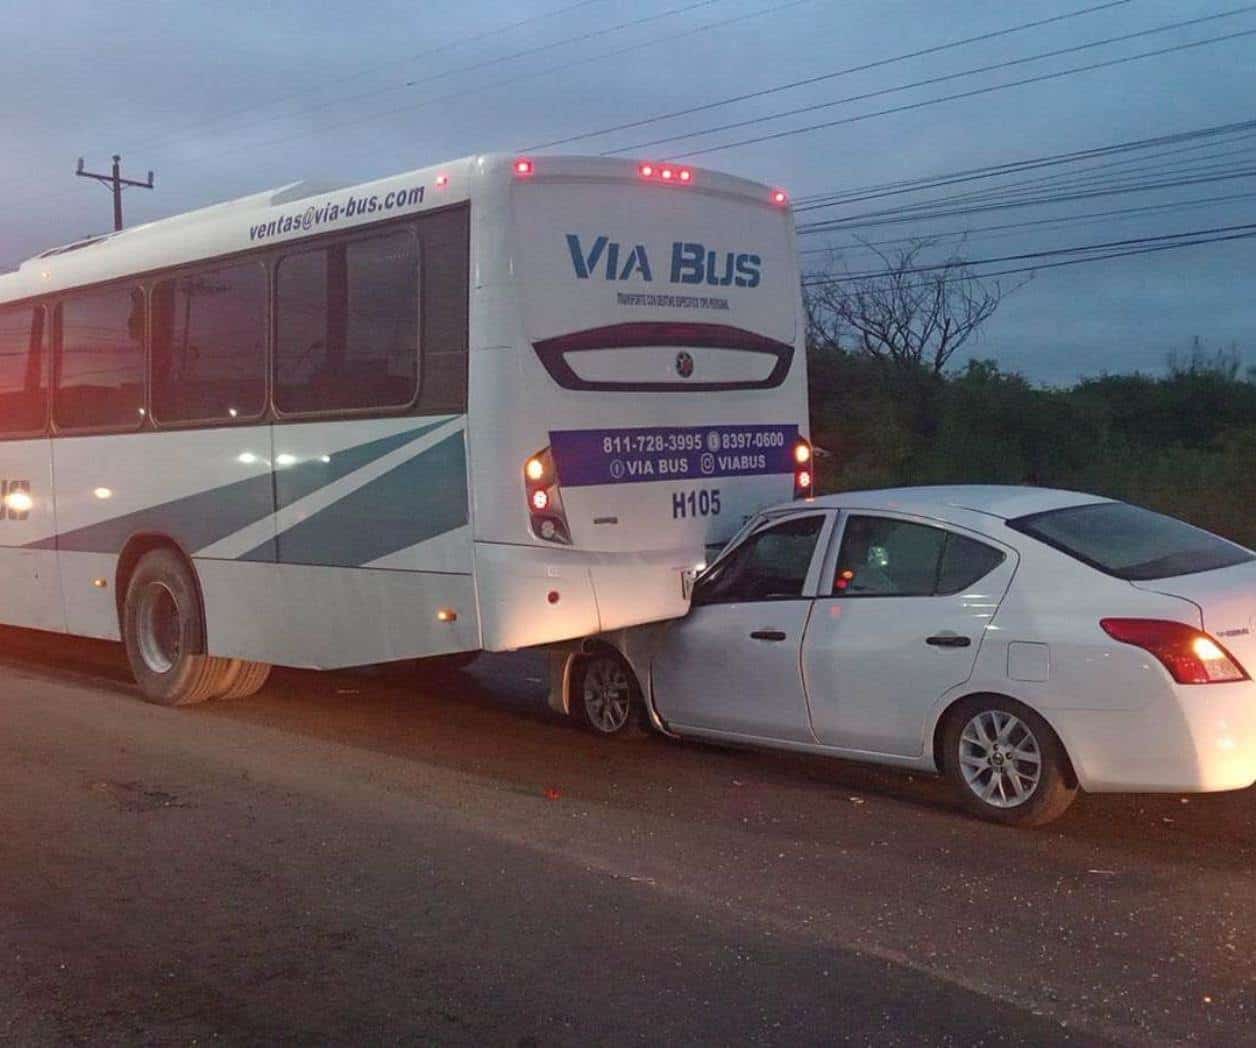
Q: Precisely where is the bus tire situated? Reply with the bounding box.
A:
[122,548,233,706]
[571,651,645,738]
[217,659,272,700]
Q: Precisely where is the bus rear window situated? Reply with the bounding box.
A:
[1008,502,1253,581]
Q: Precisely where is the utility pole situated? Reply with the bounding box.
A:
[75,154,154,231]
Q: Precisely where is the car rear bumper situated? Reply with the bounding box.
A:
[1050,680,1256,793]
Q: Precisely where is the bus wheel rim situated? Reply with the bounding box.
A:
[584,659,631,732]
[136,581,182,675]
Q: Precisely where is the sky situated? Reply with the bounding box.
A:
[1,0,1252,384]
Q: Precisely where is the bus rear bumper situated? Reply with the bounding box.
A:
[474,542,694,651]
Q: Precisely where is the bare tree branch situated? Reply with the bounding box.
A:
[803,238,1019,375]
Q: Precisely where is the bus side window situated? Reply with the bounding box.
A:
[0,304,47,436]
[54,285,146,432]
[275,228,419,415]
[150,262,267,425]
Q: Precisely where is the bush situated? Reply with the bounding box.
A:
[808,348,1256,548]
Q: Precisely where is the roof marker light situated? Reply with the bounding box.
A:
[660,167,674,181]
[514,158,534,176]
[638,163,655,178]
[678,168,692,183]
[435,174,449,188]
[771,189,789,205]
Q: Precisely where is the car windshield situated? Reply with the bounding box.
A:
[1008,501,1254,581]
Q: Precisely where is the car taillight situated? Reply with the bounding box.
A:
[524,448,571,544]
[1100,618,1249,684]
[793,437,813,499]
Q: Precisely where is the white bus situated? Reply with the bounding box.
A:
[0,154,810,705]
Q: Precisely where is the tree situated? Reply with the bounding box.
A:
[804,238,1012,375]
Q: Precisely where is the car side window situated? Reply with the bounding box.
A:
[833,515,1004,597]
[693,515,825,606]
[936,532,1007,595]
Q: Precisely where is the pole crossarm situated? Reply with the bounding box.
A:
[75,154,155,231]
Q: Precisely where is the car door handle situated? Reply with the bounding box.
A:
[926,634,971,648]
[749,629,788,642]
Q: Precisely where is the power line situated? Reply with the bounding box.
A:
[832,145,1256,224]
[93,0,615,160]
[523,0,1132,151]
[10,0,808,224]
[671,26,1256,159]
[136,0,728,160]
[798,165,1256,234]
[794,118,1256,211]
[798,191,1256,256]
[802,221,1256,285]
[41,0,804,193]
[605,5,1256,156]
[807,228,1256,293]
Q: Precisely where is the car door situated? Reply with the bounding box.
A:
[651,511,833,743]
[802,513,1016,756]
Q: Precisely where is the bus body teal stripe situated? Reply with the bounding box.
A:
[25,473,275,556]
[240,432,469,567]
[23,421,451,557]
[273,419,448,510]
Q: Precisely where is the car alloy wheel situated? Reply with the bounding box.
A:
[958,709,1042,808]
[581,656,633,734]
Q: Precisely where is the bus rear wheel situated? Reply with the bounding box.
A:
[122,549,234,706]
[216,658,273,700]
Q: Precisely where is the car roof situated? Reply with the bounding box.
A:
[777,485,1111,523]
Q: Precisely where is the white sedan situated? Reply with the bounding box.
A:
[558,487,1256,826]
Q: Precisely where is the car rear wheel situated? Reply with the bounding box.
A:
[122,549,235,706]
[942,696,1077,827]
[571,651,644,737]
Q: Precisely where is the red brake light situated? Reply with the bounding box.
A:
[514,158,534,176]
[793,437,814,499]
[771,189,789,206]
[524,448,571,544]
[1100,618,1249,684]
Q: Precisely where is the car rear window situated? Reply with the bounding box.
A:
[1008,502,1254,581]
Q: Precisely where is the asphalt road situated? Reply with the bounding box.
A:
[1,628,1253,1046]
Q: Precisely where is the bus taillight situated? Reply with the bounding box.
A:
[524,448,571,544]
[640,164,692,186]
[793,438,814,499]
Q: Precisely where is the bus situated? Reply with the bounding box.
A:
[0,154,810,706]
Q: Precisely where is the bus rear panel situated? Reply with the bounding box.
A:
[469,157,809,650]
